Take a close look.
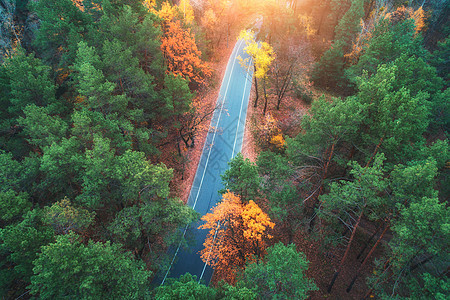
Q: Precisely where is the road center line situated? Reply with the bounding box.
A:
[160,39,245,285]
[231,57,253,158]
[199,56,254,283]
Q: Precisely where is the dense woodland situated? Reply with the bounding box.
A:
[0,0,448,299]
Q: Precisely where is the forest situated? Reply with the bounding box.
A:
[0,0,448,299]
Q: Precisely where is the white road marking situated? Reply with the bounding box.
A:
[161,39,245,285]
[231,57,253,158]
[199,56,254,283]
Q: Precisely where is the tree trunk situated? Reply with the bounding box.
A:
[253,66,259,108]
[365,136,384,168]
[327,209,364,293]
[410,254,435,271]
[357,222,382,260]
[262,78,268,116]
[346,224,390,293]
[362,261,392,300]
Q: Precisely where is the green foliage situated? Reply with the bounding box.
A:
[320,154,388,223]
[0,190,31,224]
[39,137,83,200]
[215,282,257,300]
[18,104,68,150]
[429,88,450,132]
[0,50,60,157]
[0,151,23,191]
[0,49,57,118]
[71,108,133,154]
[390,197,448,266]
[162,73,193,119]
[108,199,198,259]
[30,233,152,299]
[288,95,364,158]
[408,273,450,300]
[31,0,92,67]
[43,198,95,235]
[430,37,450,82]
[310,42,347,91]
[220,153,261,202]
[347,17,426,79]
[73,41,126,115]
[390,159,439,205]
[368,196,450,299]
[154,273,216,299]
[257,151,298,220]
[334,0,364,48]
[391,54,443,97]
[237,243,317,299]
[78,139,173,208]
[0,209,54,295]
[356,63,431,164]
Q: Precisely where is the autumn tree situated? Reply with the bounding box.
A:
[199,191,274,283]
[238,30,275,115]
[270,39,312,110]
[155,2,212,87]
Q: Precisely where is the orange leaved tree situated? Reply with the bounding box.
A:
[199,191,274,283]
[152,2,212,87]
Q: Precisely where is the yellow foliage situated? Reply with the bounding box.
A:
[298,14,316,37]
[387,6,427,34]
[270,133,286,149]
[237,30,275,79]
[143,0,156,11]
[201,8,217,30]
[242,200,274,241]
[157,2,177,22]
[177,0,195,25]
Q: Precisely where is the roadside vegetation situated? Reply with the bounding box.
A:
[0,0,448,299]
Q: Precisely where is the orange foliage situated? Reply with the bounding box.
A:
[199,191,274,283]
[387,6,426,34]
[154,2,212,86]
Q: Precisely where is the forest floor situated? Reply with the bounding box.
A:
[244,89,384,299]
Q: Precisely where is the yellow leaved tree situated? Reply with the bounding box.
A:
[237,30,275,115]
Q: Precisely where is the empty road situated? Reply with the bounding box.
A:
[158,38,254,285]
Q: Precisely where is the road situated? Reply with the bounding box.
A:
[158,38,253,285]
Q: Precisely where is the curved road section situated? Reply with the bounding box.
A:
[159,38,253,285]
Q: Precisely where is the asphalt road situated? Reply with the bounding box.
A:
[158,38,253,285]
